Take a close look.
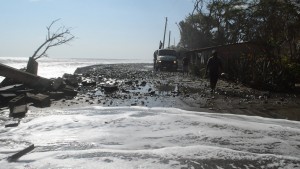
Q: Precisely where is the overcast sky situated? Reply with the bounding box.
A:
[0,0,194,60]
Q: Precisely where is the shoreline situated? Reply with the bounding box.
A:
[1,63,300,168]
[47,63,300,121]
[1,62,299,122]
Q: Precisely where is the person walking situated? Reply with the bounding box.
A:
[182,56,189,75]
[205,50,222,93]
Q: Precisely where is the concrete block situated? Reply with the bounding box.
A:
[5,119,20,128]
[62,87,78,97]
[10,105,28,118]
[0,93,17,105]
[26,93,50,108]
[48,91,65,100]
[8,94,26,110]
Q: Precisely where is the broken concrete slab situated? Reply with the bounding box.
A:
[5,119,20,128]
[48,91,65,100]
[0,93,17,105]
[26,93,50,108]
[8,94,26,111]
[10,105,28,118]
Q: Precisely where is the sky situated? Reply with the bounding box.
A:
[0,0,194,60]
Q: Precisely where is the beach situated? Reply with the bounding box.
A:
[0,62,300,169]
[48,63,300,121]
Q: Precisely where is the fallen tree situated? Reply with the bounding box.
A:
[0,63,52,90]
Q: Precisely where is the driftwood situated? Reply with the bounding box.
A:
[7,144,35,162]
[0,63,51,90]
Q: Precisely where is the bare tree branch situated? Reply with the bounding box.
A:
[31,19,75,61]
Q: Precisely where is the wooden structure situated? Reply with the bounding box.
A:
[186,42,263,80]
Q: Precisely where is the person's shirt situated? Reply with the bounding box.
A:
[182,57,188,66]
[207,56,222,74]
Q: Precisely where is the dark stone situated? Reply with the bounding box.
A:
[140,81,147,86]
[52,77,65,90]
[102,85,118,93]
[82,81,96,86]
[149,91,155,95]
[125,81,133,85]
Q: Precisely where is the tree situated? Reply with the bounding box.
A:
[178,0,300,90]
[27,19,75,74]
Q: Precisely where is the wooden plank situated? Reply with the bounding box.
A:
[0,63,51,90]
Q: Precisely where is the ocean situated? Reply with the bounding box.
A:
[0,57,152,81]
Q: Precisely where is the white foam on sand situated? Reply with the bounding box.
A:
[0,107,299,169]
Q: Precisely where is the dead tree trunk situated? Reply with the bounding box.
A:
[26,57,38,75]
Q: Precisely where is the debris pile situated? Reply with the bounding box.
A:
[0,63,79,127]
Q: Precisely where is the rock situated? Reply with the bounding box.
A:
[149,91,155,96]
[125,81,133,85]
[82,81,96,86]
[64,74,79,87]
[102,85,118,93]
[52,77,65,90]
